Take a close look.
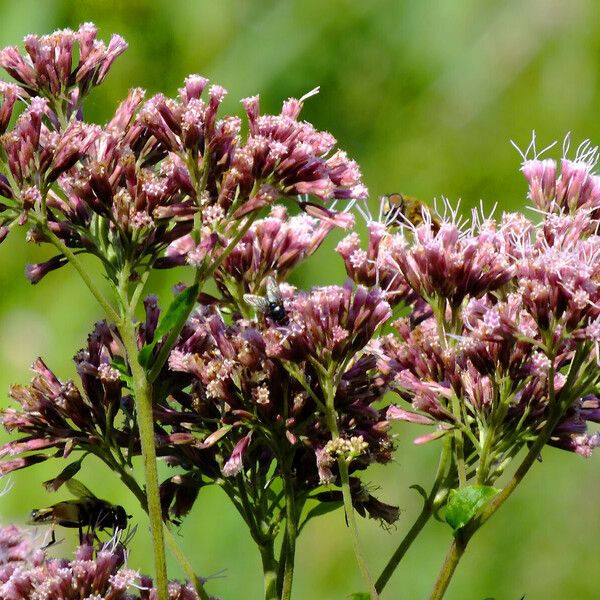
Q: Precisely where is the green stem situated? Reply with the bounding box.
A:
[147,211,260,384]
[202,212,260,281]
[451,393,467,488]
[337,456,379,599]
[109,457,210,600]
[428,538,465,600]
[429,347,590,599]
[260,541,280,600]
[464,399,565,537]
[117,273,169,600]
[281,471,297,600]
[375,437,451,594]
[323,372,378,599]
[164,527,211,600]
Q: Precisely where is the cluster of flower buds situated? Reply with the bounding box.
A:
[382,217,515,310]
[0,322,131,477]
[165,300,396,520]
[361,171,600,482]
[263,281,392,364]
[519,136,600,217]
[0,25,366,285]
[0,23,127,111]
[0,526,200,599]
[213,205,351,296]
[0,279,397,526]
[336,220,418,306]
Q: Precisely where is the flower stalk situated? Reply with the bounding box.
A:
[323,373,379,600]
[116,267,169,600]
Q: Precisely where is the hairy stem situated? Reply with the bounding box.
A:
[337,456,379,599]
[109,457,210,599]
[164,527,211,600]
[281,471,297,600]
[375,504,432,594]
[147,211,260,384]
[428,348,589,599]
[374,435,453,595]
[260,541,280,600]
[428,538,465,600]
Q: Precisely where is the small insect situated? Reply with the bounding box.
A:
[243,276,288,324]
[382,192,440,232]
[30,479,129,547]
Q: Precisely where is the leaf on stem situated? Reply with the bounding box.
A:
[138,284,199,368]
[42,459,83,492]
[444,485,499,532]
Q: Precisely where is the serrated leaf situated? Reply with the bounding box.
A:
[445,485,498,531]
[139,284,199,367]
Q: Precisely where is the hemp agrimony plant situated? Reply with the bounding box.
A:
[0,24,599,600]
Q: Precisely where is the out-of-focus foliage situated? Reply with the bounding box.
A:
[0,1,598,598]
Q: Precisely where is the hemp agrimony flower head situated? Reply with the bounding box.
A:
[0,321,136,478]
[336,220,418,306]
[0,24,366,285]
[2,21,600,600]
[374,151,600,497]
[0,526,201,599]
[163,294,398,526]
[0,23,127,111]
[518,134,600,218]
[213,204,352,296]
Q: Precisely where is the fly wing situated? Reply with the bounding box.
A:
[66,478,96,499]
[243,294,269,313]
[265,276,282,303]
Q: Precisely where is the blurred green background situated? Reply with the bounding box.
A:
[1,0,599,598]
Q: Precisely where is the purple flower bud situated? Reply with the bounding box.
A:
[522,158,557,209]
[222,433,252,477]
[0,83,19,135]
[182,74,209,102]
[0,25,126,100]
[24,255,68,284]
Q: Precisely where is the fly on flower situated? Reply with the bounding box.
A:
[383,192,440,232]
[243,276,288,325]
[30,479,130,547]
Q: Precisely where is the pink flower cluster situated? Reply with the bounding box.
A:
[0,526,200,600]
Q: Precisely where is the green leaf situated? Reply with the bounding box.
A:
[42,460,83,492]
[445,485,499,532]
[138,284,199,367]
[111,355,133,388]
[348,593,371,600]
[410,483,429,504]
[154,284,199,340]
[138,342,154,368]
